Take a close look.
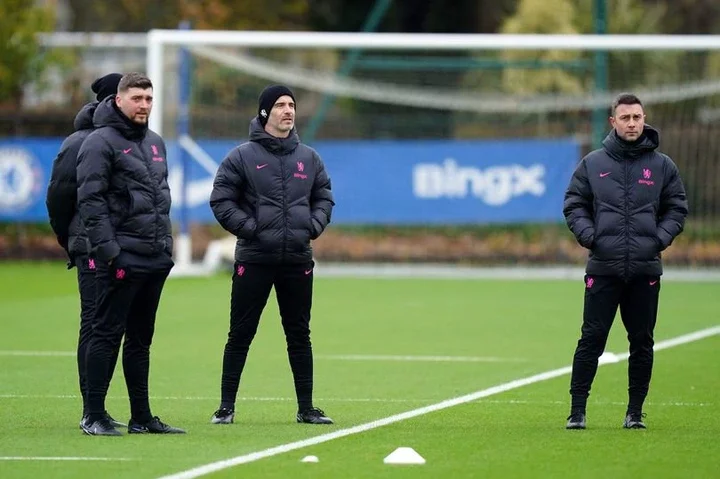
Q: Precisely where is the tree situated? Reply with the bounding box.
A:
[660,0,720,35]
[577,0,670,90]
[178,0,308,30]
[306,0,485,139]
[66,0,182,31]
[499,0,583,95]
[66,0,309,31]
[0,0,57,107]
[173,0,310,134]
[497,0,667,95]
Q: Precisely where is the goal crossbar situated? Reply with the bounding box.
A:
[147,31,720,134]
[145,30,720,276]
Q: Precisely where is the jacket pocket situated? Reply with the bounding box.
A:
[309,215,322,240]
[128,188,156,217]
[127,188,141,216]
[238,216,257,240]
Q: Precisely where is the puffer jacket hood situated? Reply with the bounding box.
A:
[93,95,148,141]
[602,125,659,160]
[248,116,300,155]
[73,102,97,131]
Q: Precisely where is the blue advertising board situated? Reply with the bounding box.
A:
[316,139,578,224]
[0,138,579,224]
[0,139,57,222]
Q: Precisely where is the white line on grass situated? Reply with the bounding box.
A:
[0,394,711,408]
[316,354,527,362]
[0,350,75,357]
[157,325,719,479]
[0,351,525,363]
[0,394,426,403]
[0,457,132,461]
[475,399,714,407]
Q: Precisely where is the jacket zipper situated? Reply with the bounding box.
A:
[138,140,161,253]
[280,154,287,261]
[623,159,630,279]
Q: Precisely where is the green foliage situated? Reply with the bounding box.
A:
[178,0,308,30]
[578,0,675,90]
[499,0,584,94]
[174,0,311,129]
[0,0,57,105]
[497,0,669,95]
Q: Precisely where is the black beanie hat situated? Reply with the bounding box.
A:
[91,73,123,102]
[257,85,295,126]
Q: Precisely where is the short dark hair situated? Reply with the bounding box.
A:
[612,93,643,115]
[118,72,153,92]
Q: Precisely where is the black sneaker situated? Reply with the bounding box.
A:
[82,417,123,436]
[80,412,126,429]
[128,416,186,434]
[210,407,235,424]
[566,412,586,429]
[106,413,127,428]
[623,412,647,429]
[297,407,333,425]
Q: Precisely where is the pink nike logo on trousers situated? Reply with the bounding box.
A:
[599,172,611,177]
[123,148,132,154]
[256,164,268,169]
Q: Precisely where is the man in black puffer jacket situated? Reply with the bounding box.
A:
[46,72,124,430]
[209,85,335,426]
[77,72,183,436]
[563,93,688,431]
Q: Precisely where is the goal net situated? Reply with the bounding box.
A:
[145,32,720,276]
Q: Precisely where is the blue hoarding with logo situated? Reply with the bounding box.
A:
[0,140,55,220]
[0,137,579,224]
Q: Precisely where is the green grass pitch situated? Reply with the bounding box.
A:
[0,262,717,478]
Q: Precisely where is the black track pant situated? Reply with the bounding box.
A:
[74,255,118,417]
[85,252,173,423]
[220,261,315,411]
[569,274,660,413]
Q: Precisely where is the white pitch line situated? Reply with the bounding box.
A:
[0,394,82,399]
[0,350,75,357]
[0,457,132,461]
[157,325,720,479]
[0,351,525,363]
[0,394,425,403]
[316,354,526,362]
[475,399,714,407]
[1,394,710,408]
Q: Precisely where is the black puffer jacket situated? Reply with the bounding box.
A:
[210,118,334,264]
[76,96,173,263]
[563,126,688,278]
[46,102,97,261]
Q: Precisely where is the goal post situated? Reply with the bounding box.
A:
[145,31,720,276]
[148,31,720,135]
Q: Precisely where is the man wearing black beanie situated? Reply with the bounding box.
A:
[256,84,295,128]
[46,73,125,430]
[91,73,123,102]
[77,72,183,436]
[210,84,335,425]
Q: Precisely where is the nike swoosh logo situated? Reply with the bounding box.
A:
[304,270,312,275]
[599,172,611,177]
[649,280,658,285]
[123,148,132,154]
[256,164,268,169]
